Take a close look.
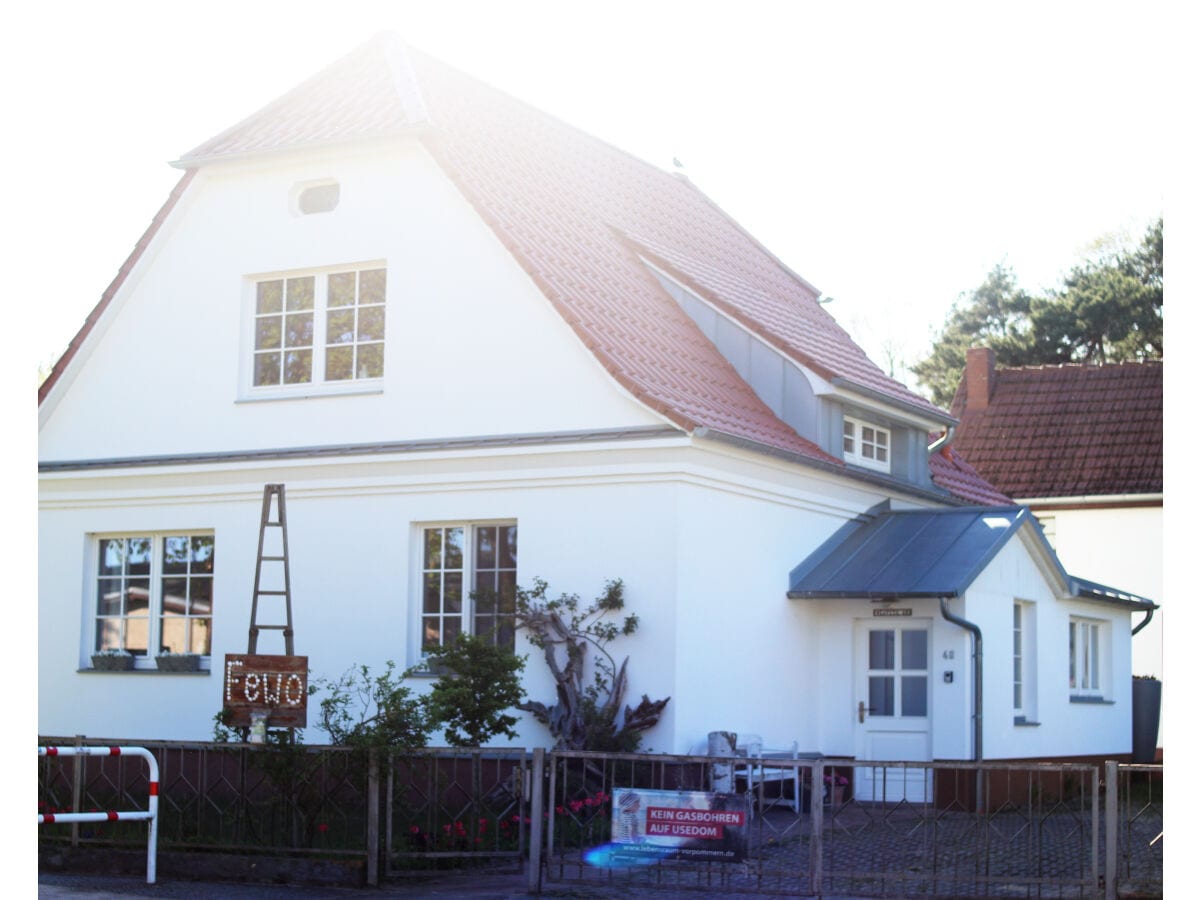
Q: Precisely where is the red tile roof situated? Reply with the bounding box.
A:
[950,360,1163,498]
[43,32,1006,506]
[927,445,1013,506]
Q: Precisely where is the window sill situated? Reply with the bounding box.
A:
[237,383,383,403]
[1069,695,1113,705]
[79,668,211,675]
[1013,717,1041,726]
[844,458,890,475]
[409,662,453,678]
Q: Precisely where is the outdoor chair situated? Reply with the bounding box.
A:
[734,735,803,814]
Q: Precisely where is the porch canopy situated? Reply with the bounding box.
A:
[787,503,1156,610]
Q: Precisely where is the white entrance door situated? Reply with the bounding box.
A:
[853,618,933,803]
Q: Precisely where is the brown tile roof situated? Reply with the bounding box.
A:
[43,32,1005,506]
[950,359,1163,498]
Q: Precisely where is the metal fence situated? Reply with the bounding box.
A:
[38,737,1162,897]
[538,752,1163,899]
[383,747,529,876]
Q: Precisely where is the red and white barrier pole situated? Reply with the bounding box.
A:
[38,746,160,884]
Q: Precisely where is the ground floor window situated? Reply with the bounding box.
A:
[93,533,214,665]
[1069,617,1104,697]
[1013,600,1037,720]
[420,523,517,652]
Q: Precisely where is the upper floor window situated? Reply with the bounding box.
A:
[843,416,890,473]
[419,523,518,655]
[250,265,386,392]
[92,533,214,669]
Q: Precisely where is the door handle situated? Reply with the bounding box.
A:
[858,701,876,723]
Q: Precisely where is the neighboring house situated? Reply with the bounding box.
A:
[38,33,1154,787]
[950,347,1163,746]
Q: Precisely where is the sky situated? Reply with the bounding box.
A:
[13,0,1173,395]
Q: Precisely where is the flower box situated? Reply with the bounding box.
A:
[156,653,201,672]
[91,652,134,671]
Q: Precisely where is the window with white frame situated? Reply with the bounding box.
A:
[1013,600,1037,719]
[93,534,214,666]
[250,264,386,391]
[1069,617,1105,697]
[842,415,891,473]
[420,523,517,653]
[1013,602,1025,712]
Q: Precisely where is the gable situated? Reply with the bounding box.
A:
[38,140,666,462]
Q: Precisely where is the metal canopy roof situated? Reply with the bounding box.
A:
[787,503,1156,610]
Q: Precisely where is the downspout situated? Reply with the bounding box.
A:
[1132,608,1155,636]
[940,595,984,813]
[927,425,956,457]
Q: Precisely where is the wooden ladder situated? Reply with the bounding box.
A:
[247,484,295,655]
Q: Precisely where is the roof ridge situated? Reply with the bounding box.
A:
[379,32,430,125]
[175,31,422,166]
[999,358,1163,374]
[403,44,696,185]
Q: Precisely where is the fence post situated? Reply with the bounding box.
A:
[708,731,735,793]
[366,747,380,887]
[1104,761,1117,900]
[71,734,84,847]
[528,747,545,894]
[810,759,824,896]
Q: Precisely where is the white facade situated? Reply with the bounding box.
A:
[39,440,1138,758]
[38,96,1142,762]
[38,141,661,459]
[1032,504,1162,682]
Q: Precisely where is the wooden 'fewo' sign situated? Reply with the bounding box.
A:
[223,654,308,728]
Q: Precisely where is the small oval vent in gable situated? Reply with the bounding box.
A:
[296,181,340,215]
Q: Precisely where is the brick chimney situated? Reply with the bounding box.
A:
[965,347,996,412]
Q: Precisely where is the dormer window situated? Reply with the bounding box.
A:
[843,416,890,473]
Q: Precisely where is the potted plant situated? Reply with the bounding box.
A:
[91,648,135,671]
[1131,675,1162,764]
[155,651,202,672]
[824,770,850,807]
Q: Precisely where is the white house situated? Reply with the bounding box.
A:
[38,34,1154,785]
[949,347,1164,753]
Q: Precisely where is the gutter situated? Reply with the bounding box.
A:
[939,595,984,813]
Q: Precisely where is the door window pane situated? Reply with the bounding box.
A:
[901,630,928,670]
[869,630,894,669]
[901,676,928,716]
[869,676,894,717]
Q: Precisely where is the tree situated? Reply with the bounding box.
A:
[913,218,1162,407]
[514,577,669,751]
[910,264,1037,406]
[424,634,527,747]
